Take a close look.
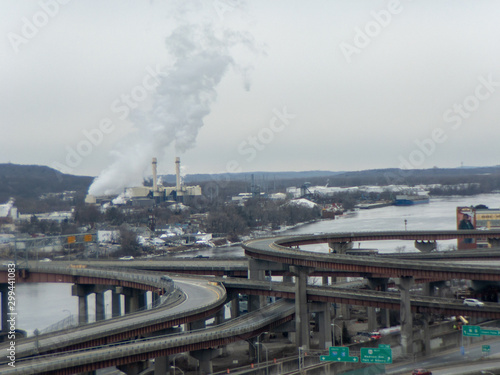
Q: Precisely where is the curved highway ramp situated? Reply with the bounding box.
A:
[0,299,295,375]
[0,276,226,359]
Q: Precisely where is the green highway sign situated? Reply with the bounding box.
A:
[463,325,500,337]
[360,346,392,364]
[320,346,359,363]
[482,345,491,353]
[462,325,481,337]
[481,328,500,336]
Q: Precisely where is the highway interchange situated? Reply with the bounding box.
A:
[3,229,500,374]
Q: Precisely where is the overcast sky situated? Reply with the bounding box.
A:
[2,1,500,192]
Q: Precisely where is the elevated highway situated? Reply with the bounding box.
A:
[5,271,498,363]
[242,230,500,355]
[222,278,500,318]
[0,266,226,358]
[4,229,500,373]
[243,231,500,281]
[0,299,295,375]
[279,229,500,246]
[62,243,500,279]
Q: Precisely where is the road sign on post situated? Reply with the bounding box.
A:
[320,347,359,363]
[480,328,500,336]
[360,346,392,364]
[462,325,481,337]
[463,326,500,337]
[482,345,491,353]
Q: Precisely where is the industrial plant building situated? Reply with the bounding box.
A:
[85,157,202,207]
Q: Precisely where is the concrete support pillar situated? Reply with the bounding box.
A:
[154,355,169,375]
[95,291,106,321]
[367,277,390,328]
[381,308,390,328]
[283,274,293,283]
[189,318,206,331]
[423,281,447,297]
[215,307,225,325]
[138,291,147,310]
[122,287,141,314]
[367,307,377,332]
[112,290,121,317]
[328,241,352,254]
[248,259,266,311]
[78,295,88,324]
[190,348,218,375]
[330,274,337,285]
[230,296,239,319]
[0,284,8,332]
[422,282,431,296]
[72,284,93,324]
[395,276,414,357]
[313,302,331,349]
[414,240,437,253]
[340,303,351,320]
[290,266,311,350]
[152,292,159,308]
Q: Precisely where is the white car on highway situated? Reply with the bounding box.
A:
[119,256,134,261]
[463,298,484,307]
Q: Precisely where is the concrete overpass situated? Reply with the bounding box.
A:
[3,229,500,373]
[0,266,227,363]
[242,230,500,356]
[0,299,295,375]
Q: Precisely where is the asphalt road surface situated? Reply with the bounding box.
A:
[386,338,500,375]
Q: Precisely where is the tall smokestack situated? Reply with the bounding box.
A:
[152,157,158,192]
[175,157,181,192]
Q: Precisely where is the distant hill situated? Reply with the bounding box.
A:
[0,163,93,203]
[157,170,343,184]
[275,166,500,191]
[157,166,500,188]
[2,163,500,206]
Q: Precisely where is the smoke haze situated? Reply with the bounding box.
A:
[88,5,255,196]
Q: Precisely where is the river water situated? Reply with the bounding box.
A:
[14,193,500,335]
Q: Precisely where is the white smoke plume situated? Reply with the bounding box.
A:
[88,4,256,196]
